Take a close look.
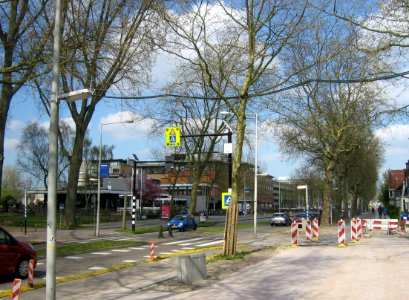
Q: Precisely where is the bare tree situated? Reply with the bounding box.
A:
[17,121,73,188]
[35,0,160,227]
[158,0,313,255]
[0,0,52,201]
[271,26,388,225]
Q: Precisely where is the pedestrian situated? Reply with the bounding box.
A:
[372,207,375,215]
[378,206,383,219]
[383,206,388,219]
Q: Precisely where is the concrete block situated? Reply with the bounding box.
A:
[176,253,207,283]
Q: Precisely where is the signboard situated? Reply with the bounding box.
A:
[165,127,181,147]
[245,185,251,193]
[297,185,307,189]
[222,192,232,209]
[100,163,109,178]
[161,205,171,219]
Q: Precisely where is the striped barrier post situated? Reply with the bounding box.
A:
[351,218,357,243]
[312,218,319,241]
[11,278,22,300]
[338,219,346,248]
[389,220,399,234]
[306,219,312,242]
[28,259,34,287]
[291,221,298,248]
[150,241,155,261]
[400,219,407,232]
[357,218,362,239]
[362,219,367,234]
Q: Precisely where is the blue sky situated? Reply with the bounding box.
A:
[5,52,409,184]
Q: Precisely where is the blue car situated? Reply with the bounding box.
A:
[167,214,198,232]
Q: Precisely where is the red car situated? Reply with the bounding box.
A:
[0,226,37,278]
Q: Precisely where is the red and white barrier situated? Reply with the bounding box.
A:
[11,278,22,300]
[400,219,405,232]
[150,241,155,262]
[351,218,357,242]
[291,221,298,248]
[361,219,367,234]
[306,219,312,242]
[338,219,346,248]
[357,218,362,239]
[28,259,34,287]
[363,219,399,233]
[312,218,319,241]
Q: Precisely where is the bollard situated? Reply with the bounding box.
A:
[305,219,312,242]
[291,221,298,248]
[338,219,346,248]
[357,218,362,239]
[158,226,164,238]
[312,218,319,241]
[150,241,155,262]
[168,226,173,237]
[351,218,357,243]
[11,278,22,300]
[28,259,34,287]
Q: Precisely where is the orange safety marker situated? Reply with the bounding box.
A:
[291,221,298,248]
[11,278,22,300]
[305,219,312,241]
[28,259,34,287]
[338,219,346,248]
[400,219,407,232]
[150,241,155,261]
[357,218,362,239]
[351,218,357,243]
[312,218,319,241]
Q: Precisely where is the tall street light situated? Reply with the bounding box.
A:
[297,185,309,219]
[96,120,134,237]
[47,0,91,298]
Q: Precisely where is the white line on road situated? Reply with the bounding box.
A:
[128,247,146,250]
[112,249,131,253]
[159,252,173,255]
[196,240,223,247]
[89,267,108,271]
[65,256,83,260]
[163,237,205,245]
[122,260,138,263]
[181,247,196,250]
[91,252,111,255]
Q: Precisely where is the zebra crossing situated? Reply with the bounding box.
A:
[58,235,223,272]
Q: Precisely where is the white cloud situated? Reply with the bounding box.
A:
[7,120,24,130]
[376,124,409,170]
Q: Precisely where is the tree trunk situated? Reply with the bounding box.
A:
[321,161,336,226]
[63,131,86,228]
[223,104,246,256]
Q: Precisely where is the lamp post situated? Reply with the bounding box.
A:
[297,185,309,219]
[46,0,92,297]
[96,120,133,237]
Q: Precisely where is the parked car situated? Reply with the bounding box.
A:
[292,212,321,224]
[167,214,198,231]
[0,226,37,278]
[270,212,292,226]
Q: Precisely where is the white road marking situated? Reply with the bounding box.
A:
[89,267,107,271]
[123,260,138,263]
[181,247,195,250]
[159,252,173,255]
[128,247,146,250]
[196,240,223,247]
[163,237,205,245]
[112,249,131,253]
[172,249,183,252]
[91,252,111,255]
[65,256,83,260]
[143,255,157,258]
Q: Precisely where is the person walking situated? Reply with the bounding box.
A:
[372,207,375,215]
[378,205,383,219]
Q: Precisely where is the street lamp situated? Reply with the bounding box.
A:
[96,120,134,237]
[297,185,309,219]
